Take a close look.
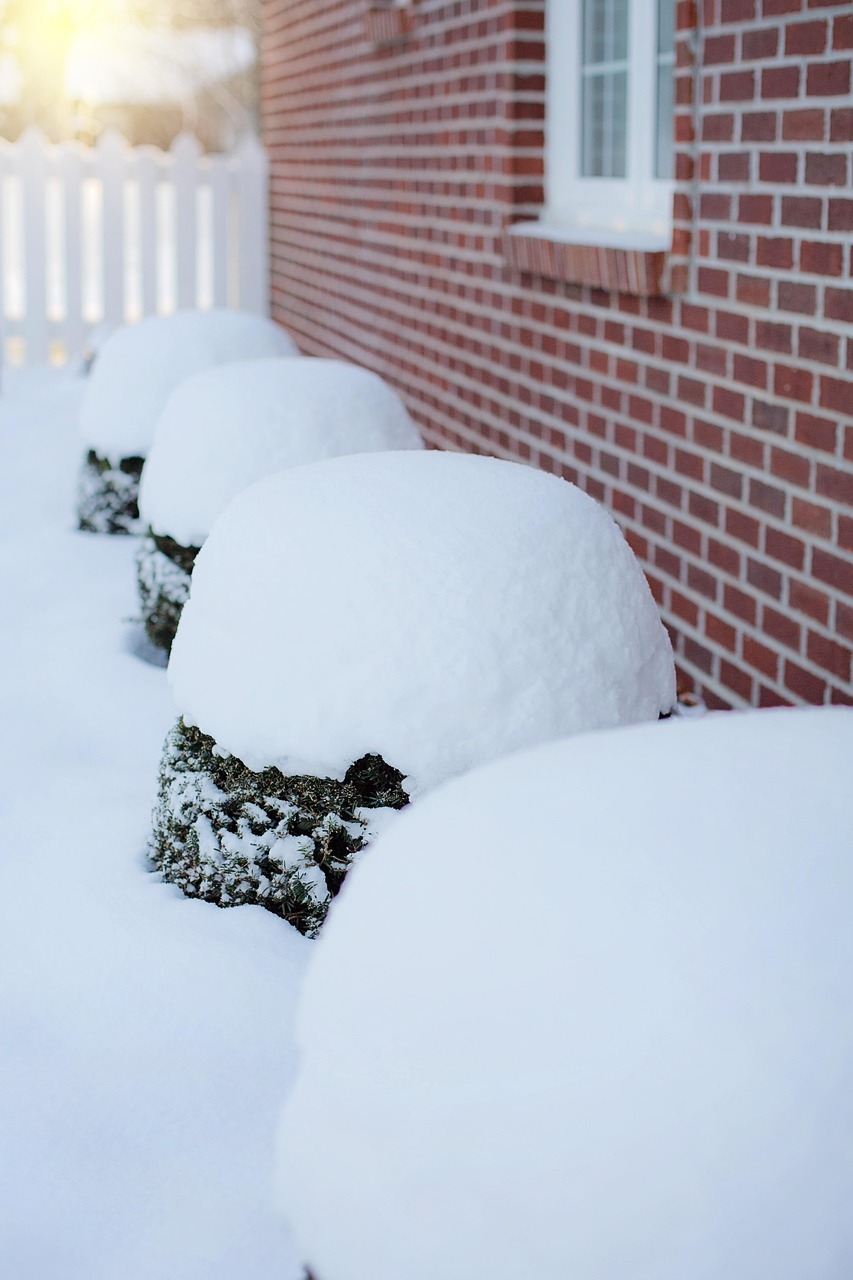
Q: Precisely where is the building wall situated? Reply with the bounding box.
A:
[261,0,853,709]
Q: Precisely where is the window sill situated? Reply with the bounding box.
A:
[503,221,677,297]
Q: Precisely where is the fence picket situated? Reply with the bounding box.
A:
[97,130,128,326]
[0,130,269,368]
[234,132,268,315]
[19,127,50,363]
[59,142,86,361]
[134,146,160,318]
[208,152,230,308]
[172,132,201,311]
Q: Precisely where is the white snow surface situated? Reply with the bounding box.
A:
[0,368,311,1279]
[278,706,853,1280]
[168,451,676,794]
[79,309,299,460]
[140,357,424,545]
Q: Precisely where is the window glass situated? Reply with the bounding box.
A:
[655,0,675,179]
[580,0,629,178]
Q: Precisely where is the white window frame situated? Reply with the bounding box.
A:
[540,0,674,248]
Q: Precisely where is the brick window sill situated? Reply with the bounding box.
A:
[503,222,675,297]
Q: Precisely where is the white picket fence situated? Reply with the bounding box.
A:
[0,127,269,366]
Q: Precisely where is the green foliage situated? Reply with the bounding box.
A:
[77,449,144,535]
[151,720,409,937]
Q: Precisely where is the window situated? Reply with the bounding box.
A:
[542,0,675,247]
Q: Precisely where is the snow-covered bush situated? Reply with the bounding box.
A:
[76,309,298,534]
[276,706,853,1280]
[151,450,675,931]
[136,357,423,651]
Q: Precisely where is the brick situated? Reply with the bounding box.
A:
[687,562,718,600]
[761,65,801,98]
[782,108,826,141]
[783,660,827,704]
[795,411,838,452]
[824,288,853,323]
[705,34,737,64]
[765,527,806,570]
[816,464,853,506]
[773,364,813,402]
[717,230,751,261]
[756,236,794,268]
[830,107,853,142]
[837,601,853,643]
[737,194,774,224]
[780,196,822,227]
[759,151,798,183]
[708,539,740,576]
[798,327,839,366]
[805,152,848,185]
[784,20,828,56]
[755,320,793,354]
[688,491,720,525]
[752,399,790,435]
[724,583,757,625]
[808,631,852,682]
[743,26,779,59]
[718,151,751,181]
[828,198,853,230]
[778,280,817,315]
[710,462,743,498]
[720,660,754,702]
[722,504,758,545]
[744,636,780,679]
[820,375,853,414]
[749,477,787,517]
[736,273,772,306]
[806,60,851,97]
[703,113,736,142]
[812,547,853,593]
[790,579,830,625]
[792,497,833,538]
[747,558,783,598]
[741,110,777,142]
[764,605,802,650]
[834,13,853,50]
[684,636,715,675]
[758,685,794,708]
[720,70,756,101]
[771,446,812,488]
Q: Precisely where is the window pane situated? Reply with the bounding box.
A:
[581,0,629,178]
[582,70,628,177]
[655,0,675,179]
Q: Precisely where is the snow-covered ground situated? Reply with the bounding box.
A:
[0,367,310,1278]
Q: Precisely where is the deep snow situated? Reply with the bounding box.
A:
[140,357,424,546]
[169,451,676,795]
[79,310,299,461]
[0,368,311,1279]
[278,707,853,1280]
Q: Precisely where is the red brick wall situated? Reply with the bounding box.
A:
[261,0,853,709]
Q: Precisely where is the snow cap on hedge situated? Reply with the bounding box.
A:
[79,309,298,460]
[139,357,423,546]
[168,451,675,794]
[277,706,853,1280]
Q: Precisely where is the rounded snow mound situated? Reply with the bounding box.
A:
[277,706,853,1280]
[79,309,298,460]
[139,357,423,545]
[168,451,675,794]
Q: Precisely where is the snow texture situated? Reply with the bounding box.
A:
[140,357,424,546]
[78,309,299,461]
[278,706,853,1280]
[0,368,310,1279]
[169,450,676,795]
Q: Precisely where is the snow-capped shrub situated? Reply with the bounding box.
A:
[152,720,408,937]
[76,309,298,534]
[151,450,675,930]
[276,706,853,1280]
[136,357,422,651]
